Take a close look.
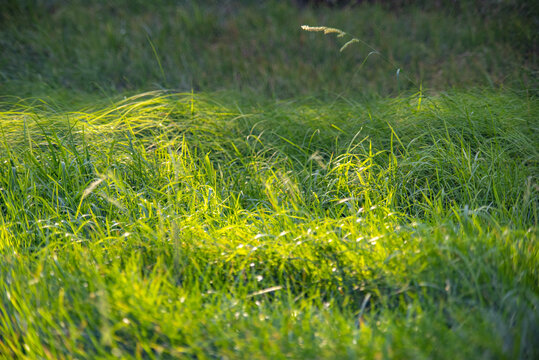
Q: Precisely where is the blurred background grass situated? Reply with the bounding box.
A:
[1,0,537,99]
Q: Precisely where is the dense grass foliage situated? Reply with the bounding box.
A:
[0,90,537,358]
[1,0,537,97]
[1,0,538,358]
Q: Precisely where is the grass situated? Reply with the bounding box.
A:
[0,1,538,359]
[1,90,537,358]
[1,0,537,98]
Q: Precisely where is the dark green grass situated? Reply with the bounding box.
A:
[1,0,537,98]
[0,90,537,358]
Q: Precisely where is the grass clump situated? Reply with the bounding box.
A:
[0,89,537,358]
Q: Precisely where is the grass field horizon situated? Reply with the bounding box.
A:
[1,1,538,359]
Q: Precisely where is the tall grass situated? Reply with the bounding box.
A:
[0,89,537,358]
[0,1,537,358]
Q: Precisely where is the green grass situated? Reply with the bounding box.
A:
[1,1,538,359]
[1,89,537,358]
[1,0,537,98]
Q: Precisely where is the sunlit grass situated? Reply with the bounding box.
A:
[0,89,537,358]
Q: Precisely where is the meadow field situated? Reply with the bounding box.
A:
[0,1,537,358]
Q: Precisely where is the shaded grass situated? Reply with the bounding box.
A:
[0,90,537,358]
[1,0,537,98]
